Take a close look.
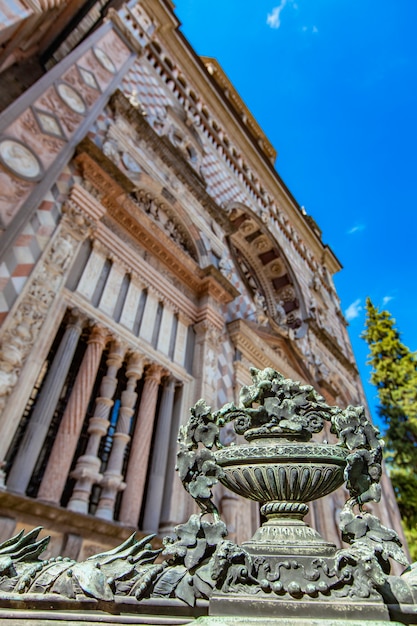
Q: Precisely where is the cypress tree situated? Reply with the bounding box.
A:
[362,298,417,558]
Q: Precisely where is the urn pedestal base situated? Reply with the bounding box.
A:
[200,612,395,625]
[242,518,336,558]
[208,595,391,623]
[211,517,390,622]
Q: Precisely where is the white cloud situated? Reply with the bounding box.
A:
[347,224,366,235]
[382,295,394,306]
[345,299,363,321]
[267,1,289,29]
[302,25,319,33]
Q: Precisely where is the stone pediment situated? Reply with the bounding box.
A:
[227,318,307,383]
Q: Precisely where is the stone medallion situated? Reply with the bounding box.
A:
[0,137,43,181]
[56,82,87,115]
[93,46,116,74]
[122,151,141,172]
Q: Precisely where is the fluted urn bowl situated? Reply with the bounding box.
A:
[214,439,349,518]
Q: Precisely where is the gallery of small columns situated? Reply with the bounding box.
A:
[5,309,184,533]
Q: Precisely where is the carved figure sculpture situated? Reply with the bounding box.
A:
[275,299,286,325]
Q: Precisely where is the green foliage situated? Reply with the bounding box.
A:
[362,298,417,560]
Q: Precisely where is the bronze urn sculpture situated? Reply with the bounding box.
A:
[0,367,416,625]
[213,368,350,554]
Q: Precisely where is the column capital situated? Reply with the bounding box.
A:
[66,307,88,329]
[163,375,177,387]
[107,340,126,367]
[126,352,146,379]
[177,312,193,327]
[61,202,95,240]
[144,363,167,385]
[130,275,147,292]
[91,239,107,255]
[87,324,110,346]
[193,319,221,347]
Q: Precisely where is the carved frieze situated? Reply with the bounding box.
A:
[133,188,198,261]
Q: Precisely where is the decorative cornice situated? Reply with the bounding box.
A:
[309,319,358,376]
[199,266,240,301]
[195,305,225,333]
[75,138,136,195]
[201,57,276,162]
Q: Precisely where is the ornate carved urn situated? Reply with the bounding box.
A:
[212,368,351,555]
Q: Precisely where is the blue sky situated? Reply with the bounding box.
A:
[174,0,417,427]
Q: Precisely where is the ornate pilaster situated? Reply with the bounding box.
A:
[142,377,177,532]
[67,340,125,513]
[37,324,108,505]
[0,203,94,462]
[193,319,222,407]
[118,363,166,527]
[173,312,192,367]
[95,351,146,521]
[6,309,86,495]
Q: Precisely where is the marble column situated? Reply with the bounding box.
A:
[142,377,176,532]
[67,341,125,513]
[118,363,165,527]
[37,325,108,505]
[6,310,85,494]
[95,352,145,521]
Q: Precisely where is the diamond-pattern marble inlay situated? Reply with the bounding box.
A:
[33,108,66,140]
[78,66,100,92]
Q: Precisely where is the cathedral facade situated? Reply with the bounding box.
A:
[0,0,406,562]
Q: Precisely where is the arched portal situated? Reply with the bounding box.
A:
[227,203,307,338]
